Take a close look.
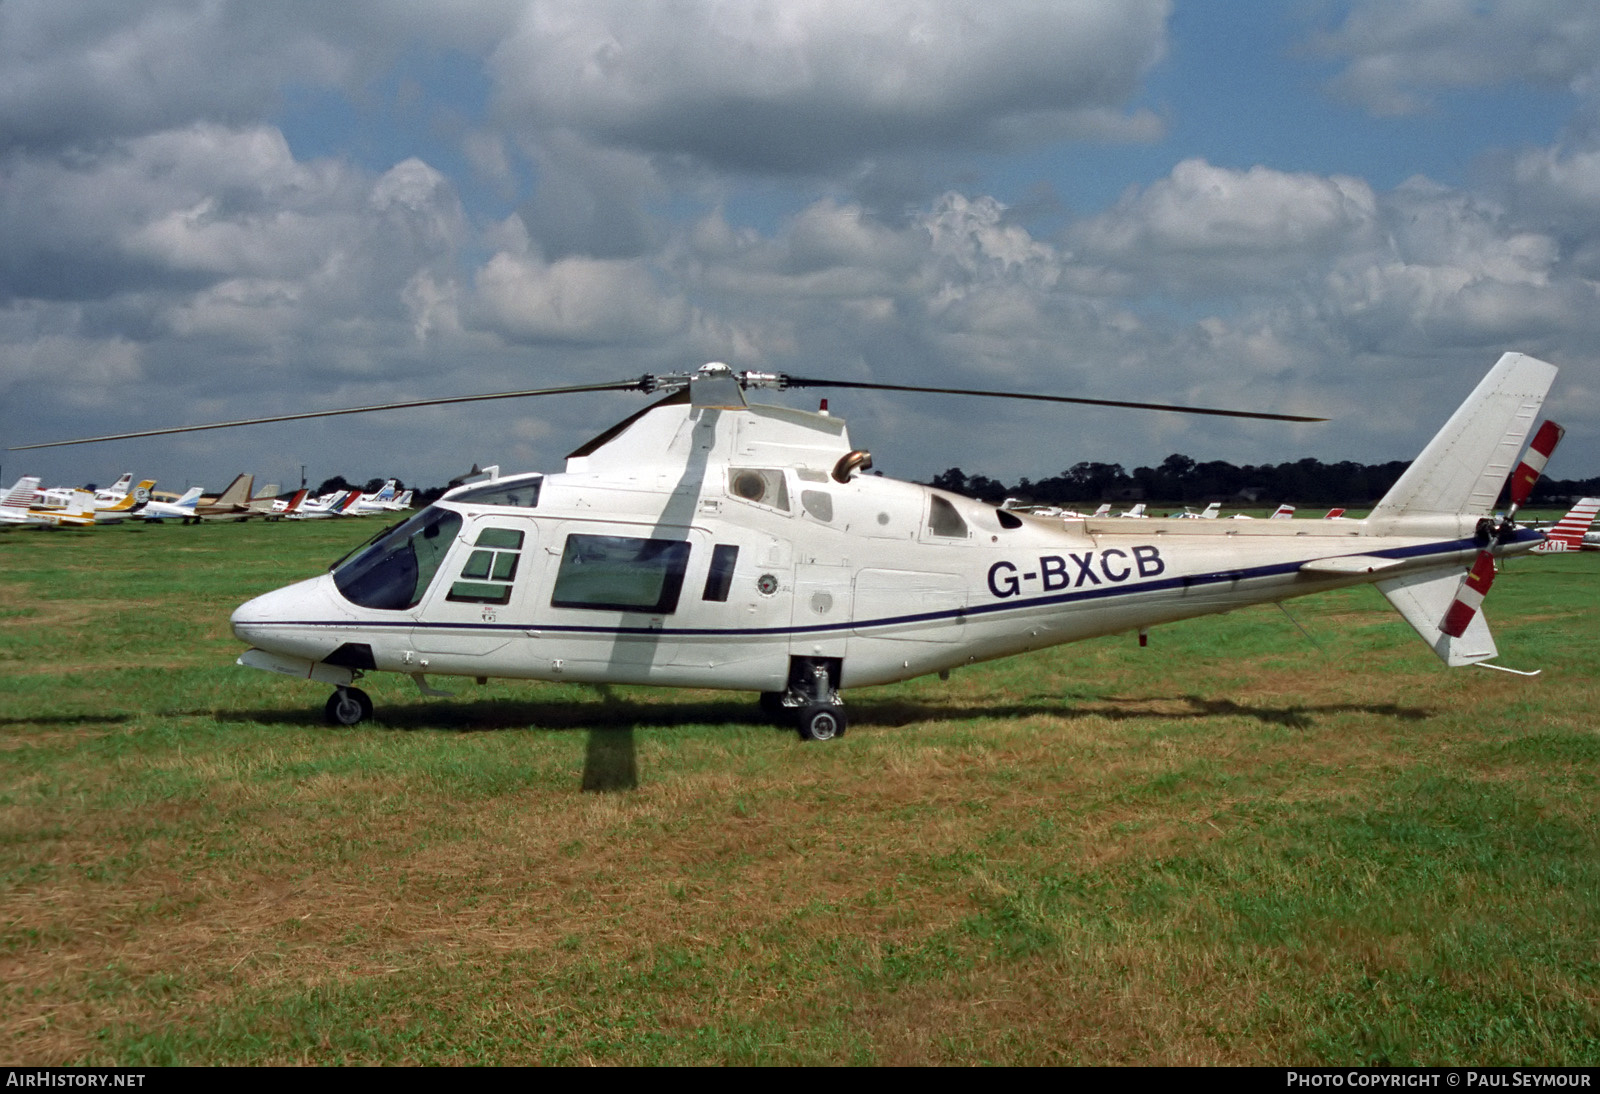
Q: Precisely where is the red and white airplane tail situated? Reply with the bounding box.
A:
[1,476,43,524]
[1531,497,1600,553]
[1268,504,1295,519]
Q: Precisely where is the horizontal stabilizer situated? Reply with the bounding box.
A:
[1376,568,1497,666]
[1300,554,1407,575]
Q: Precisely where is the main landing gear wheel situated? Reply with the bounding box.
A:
[324,686,373,727]
[797,704,846,742]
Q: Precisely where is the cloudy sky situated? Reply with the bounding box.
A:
[4,0,1599,496]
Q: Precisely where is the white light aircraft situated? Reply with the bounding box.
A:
[92,479,156,523]
[26,489,97,528]
[350,480,399,515]
[247,483,283,517]
[286,489,362,520]
[12,353,1564,738]
[139,486,206,522]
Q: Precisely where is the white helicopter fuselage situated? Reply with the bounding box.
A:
[231,381,1546,705]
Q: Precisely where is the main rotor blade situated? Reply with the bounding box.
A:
[9,378,653,450]
[780,376,1327,423]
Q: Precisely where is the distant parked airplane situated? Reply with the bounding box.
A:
[1531,497,1600,553]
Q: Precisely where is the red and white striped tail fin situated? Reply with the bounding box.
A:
[1269,504,1295,519]
[1323,508,1346,520]
[2,476,41,512]
[1532,496,1600,553]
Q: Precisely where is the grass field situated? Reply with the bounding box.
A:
[2,516,1597,1065]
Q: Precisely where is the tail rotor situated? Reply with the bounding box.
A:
[1439,419,1563,639]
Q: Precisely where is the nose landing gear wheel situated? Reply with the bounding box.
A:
[797,704,845,742]
[324,687,373,726]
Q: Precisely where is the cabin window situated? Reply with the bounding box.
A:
[928,495,968,538]
[702,544,739,602]
[551,534,691,614]
[332,507,463,611]
[447,528,525,604]
[727,468,789,511]
[450,477,542,508]
[801,490,833,522]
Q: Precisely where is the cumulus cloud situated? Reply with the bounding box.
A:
[488,0,1170,172]
[1068,160,1379,294]
[0,1,525,152]
[475,248,689,344]
[1311,0,1600,115]
[0,125,365,302]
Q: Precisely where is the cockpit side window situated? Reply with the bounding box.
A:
[333,507,463,610]
[447,527,525,604]
[928,495,969,538]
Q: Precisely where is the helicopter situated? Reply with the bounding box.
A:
[13,352,1561,740]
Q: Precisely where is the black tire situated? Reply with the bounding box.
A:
[324,687,372,726]
[797,704,846,742]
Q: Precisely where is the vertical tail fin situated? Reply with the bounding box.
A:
[1369,352,1558,520]
[212,474,254,508]
[2,476,41,513]
[1532,497,1600,553]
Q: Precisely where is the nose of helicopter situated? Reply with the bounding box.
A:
[231,573,349,648]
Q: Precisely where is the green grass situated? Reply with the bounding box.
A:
[1,517,1597,1064]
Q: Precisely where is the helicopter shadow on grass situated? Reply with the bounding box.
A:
[217,688,1436,735]
[0,713,135,729]
[212,688,1436,791]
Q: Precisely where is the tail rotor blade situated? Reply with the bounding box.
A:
[1440,550,1497,639]
[1507,419,1564,514]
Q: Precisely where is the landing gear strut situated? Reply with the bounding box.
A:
[761,657,846,741]
[324,686,373,726]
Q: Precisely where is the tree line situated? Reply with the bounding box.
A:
[925,456,1600,508]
